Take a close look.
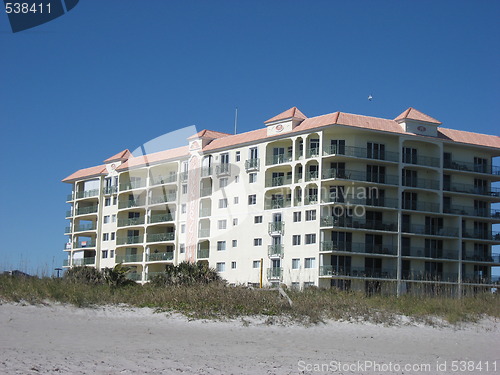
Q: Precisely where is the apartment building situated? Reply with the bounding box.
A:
[62,106,500,295]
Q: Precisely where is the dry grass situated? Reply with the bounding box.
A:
[1,275,498,326]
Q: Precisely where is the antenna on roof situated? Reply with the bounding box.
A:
[234,107,238,134]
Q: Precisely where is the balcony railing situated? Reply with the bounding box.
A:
[462,275,494,284]
[268,244,284,258]
[320,241,397,256]
[216,164,231,176]
[118,199,146,209]
[462,253,500,263]
[146,232,175,243]
[73,239,96,248]
[320,216,397,232]
[402,247,458,260]
[200,187,212,197]
[72,257,95,266]
[325,145,399,163]
[444,206,500,219]
[402,224,459,237]
[305,194,319,205]
[267,267,283,280]
[444,183,500,197]
[319,266,397,279]
[462,230,500,241]
[145,272,166,281]
[75,206,98,216]
[402,154,440,168]
[75,189,100,200]
[306,147,320,158]
[117,217,145,227]
[149,194,176,205]
[322,168,399,185]
[197,248,209,259]
[116,253,143,263]
[402,271,458,282]
[148,213,174,224]
[126,273,142,281]
[266,154,292,166]
[62,259,69,267]
[201,167,212,177]
[401,200,440,213]
[402,177,440,190]
[150,174,177,185]
[119,180,146,191]
[265,197,292,209]
[305,170,319,181]
[199,228,210,237]
[267,175,292,187]
[146,252,174,262]
[323,196,399,209]
[103,186,118,195]
[444,160,500,175]
[245,158,260,171]
[73,223,97,232]
[268,221,285,234]
[199,207,211,217]
[116,235,143,245]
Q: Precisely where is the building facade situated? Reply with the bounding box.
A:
[62,106,500,295]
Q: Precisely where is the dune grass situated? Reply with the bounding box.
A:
[1,274,498,326]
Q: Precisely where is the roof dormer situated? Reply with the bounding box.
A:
[395,107,441,137]
[264,106,307,136]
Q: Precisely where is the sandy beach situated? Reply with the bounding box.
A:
[0,302,498,375]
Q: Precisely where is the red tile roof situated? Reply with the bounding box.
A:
[116,146,189,171]
[438,128,500,149]
[187,129,231,140]
[62,165,107,183]
[264,106,307,124]
[394,107,442,125]
[103,149,131,163]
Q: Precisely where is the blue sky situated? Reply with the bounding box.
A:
[0,1,498,275]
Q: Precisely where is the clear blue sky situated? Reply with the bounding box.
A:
[0,1,498,275]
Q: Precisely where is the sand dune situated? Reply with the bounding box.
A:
[0,303,498,374]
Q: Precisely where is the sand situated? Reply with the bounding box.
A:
[0,302,499,375]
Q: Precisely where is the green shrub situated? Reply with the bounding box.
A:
[149,261,222,286]
[63,266,104,285]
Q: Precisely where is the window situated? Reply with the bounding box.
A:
[248,195,256,205]
[180,244,185,253]
[105,198,111,206]
[220,178,228,188]
[254,238,262,246]
[305,234,316,244]
[249,173,257,183]
[232,240,238,247]
[181,204,187,213]
[231,261,237,269]
[292,258,300,269]
[304,257,316,268]
[292,235,301,246]
[182,184,188,194]
[291,282,300,289]
[235,151,241,162]
[111,214,116,223]
[217,241,226,251]
[219,198,228,208]
[305,210,316,221]
[110,250,114,258]
[103,215,110,224]
[113,196,117,205]
[216,262,225,272]
[111,232,115,241]
[253,260,260,268]
[234,197,239,204]
[102,250,108,259]
[254,216,263,223]
[181,224,186,233]
[233,218,238,226]
[103,233,109,241]
[293,212,302,222]
[218,220,227,230]
[303,282,314,288]
[235,175,239,183]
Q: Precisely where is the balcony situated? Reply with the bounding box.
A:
[245,158,260,171]
[320,216,397,232]
[116,235,143,245]
[444,160,500,176]
[150,174,177,186]
[267,267,283,280]
[306,147,320,158]
[62,259,69,267]
[145,272,166,281]
[117,217,145,227]
[199,207,211,217]
[216,164,231,176]
[462,230,500,241]
[268,244,284,258]
[266,154,292,166]
[305,170,319,181]
[73,239,96,248]
[402,247,458,260]
[200,187,212,197]
[118,199,146,209]
[146,252,174,262]
[116,253,143,263]
[320,241,397,255]
[180,171,188,182]
[325,145,399,163]
[402,224,458,237]
[75,206,98,216]
[319,265,396,279]
[402,154,440,168]
[402,177,439,190]
[444,206,500,219]
[126,273,142,281]
[266,175,292,187]
[149,194,176,205]
[444,183,500,197]
[268,221,285,234]
[305,194,319,205]
[462,275,494,285]
[401,200,440,213]
[119,180,146,191]
[324,196,399,209]
[462,253,500,263]
[73,223,97,232]
[146,232,175,243]
[322,168,399,185]
[149,213,174,224]
[197,248,210,259]
[199,228,210,237]
[72,257,95,266]
[265,197,292,209]
[402,271,458,282]
[201,167,212,177]
[75,189,100,200]
[103,186,118,195]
